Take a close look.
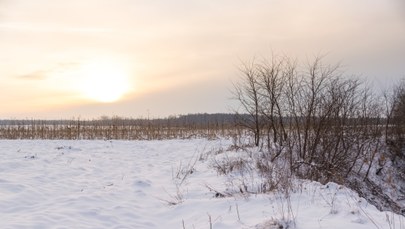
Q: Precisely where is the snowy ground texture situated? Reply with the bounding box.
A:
[0,139,404,229]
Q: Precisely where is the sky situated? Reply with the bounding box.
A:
[0,0,404,119]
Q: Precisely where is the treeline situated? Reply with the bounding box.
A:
[0,113,241,140]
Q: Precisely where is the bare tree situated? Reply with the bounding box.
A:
[233,61,262,146]
[258,55,287,146]
[234,55,387,182]
[231,56,404,215]
[386,79,405,162]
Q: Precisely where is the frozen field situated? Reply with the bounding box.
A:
[0,139,403,229]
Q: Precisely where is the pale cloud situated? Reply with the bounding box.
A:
[16,62,80,81]
[17,70,47,80]
[0,22,113,34]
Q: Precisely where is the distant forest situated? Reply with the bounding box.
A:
[0,113,243,140]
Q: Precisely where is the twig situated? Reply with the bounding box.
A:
[205,183,230,198]
[236,203,241,221]
[208,213,212,229]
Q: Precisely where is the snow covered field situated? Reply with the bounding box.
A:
[0,139,403,229]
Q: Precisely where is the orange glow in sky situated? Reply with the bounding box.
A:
[0,0,404,118]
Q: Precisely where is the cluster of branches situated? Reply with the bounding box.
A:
[385,80,405,162]
[234,55,404,183]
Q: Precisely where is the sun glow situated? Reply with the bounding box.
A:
[78,59,131,103]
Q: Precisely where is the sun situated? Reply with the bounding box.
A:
[78,59,130,103]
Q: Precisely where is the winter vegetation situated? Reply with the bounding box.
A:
[1,55,404,228]
[232,55,405,217]
[0,114,239,140]
[1,0,404,228]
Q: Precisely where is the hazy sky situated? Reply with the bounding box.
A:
[1,0,404,119]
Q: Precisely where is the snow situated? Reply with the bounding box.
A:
[0,139,404,229]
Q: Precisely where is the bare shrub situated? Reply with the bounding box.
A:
[233,61,263,147]
[159,186,185,206]
[233,55,385,184]
[211,155,249,176]
[386,79,405,162]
